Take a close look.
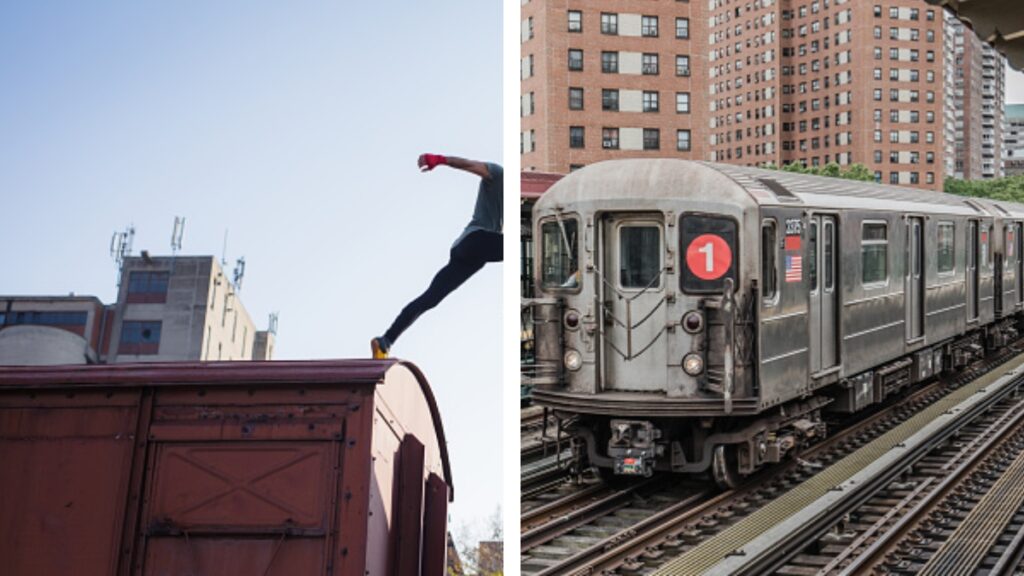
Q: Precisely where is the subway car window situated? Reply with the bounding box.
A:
[761,221,777,300]
[824,221,834,291]
[541,218,580,289]
[619,225,662,289]
[681,214,738,294]
[937,222,955,273]
[808,221,818,292]
[982,225,991,268]
[862,221,888,285]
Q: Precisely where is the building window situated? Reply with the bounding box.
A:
[601,12,618,35]
[874,26,882,39]
[568,10,582,32]
[862,222,888,285]
[874,68,882,80]
[874,5,882,17]
[676,17,690,39]
[642,91,659,112]
[874,150,883,163]
[127,270,170,303]
[643,128,660,150]
[119,320,162,355]
[874,47,882,60]
[642,53,659,75]
[602,51,618,73]
[602,127,619,149]
[910,8,919,20]
[602,89,619,111]
[676,55,691,76]
[889,7,899,18]
[873,88,882,101]
[642,15,659,37]
[676,92,690,113]
[568,49,583,71]
[890,171,899,184]
[569,126,585,148]
[569,87,584,110]
[677,129,691,151]
[910,172,919,184]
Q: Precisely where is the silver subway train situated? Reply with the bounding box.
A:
[525,159,1024,487]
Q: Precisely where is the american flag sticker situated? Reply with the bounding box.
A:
[785,254,802,282]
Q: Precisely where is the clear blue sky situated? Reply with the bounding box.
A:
[0,0,502,542]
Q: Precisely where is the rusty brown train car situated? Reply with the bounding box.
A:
[0,359,452,576]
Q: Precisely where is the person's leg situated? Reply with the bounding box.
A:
[378,251,485,349]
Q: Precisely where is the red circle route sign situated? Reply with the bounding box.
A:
[686,234,732,280]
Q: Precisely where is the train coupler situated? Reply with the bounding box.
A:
[607,419,662,476]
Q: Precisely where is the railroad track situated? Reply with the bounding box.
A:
[519,344,1024,575]
[654,345,1024,575]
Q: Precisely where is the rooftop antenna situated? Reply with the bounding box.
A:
[170,216,186,272]
[233,257,246,291]
[268,312,279,335]
[110,224,135,290]
[221,229,229,266]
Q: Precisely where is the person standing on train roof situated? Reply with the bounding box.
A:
[371,153,503,359]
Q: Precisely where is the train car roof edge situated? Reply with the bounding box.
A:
[0,358,455,501]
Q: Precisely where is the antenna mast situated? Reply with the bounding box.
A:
[170,216,186,271]
[109,224,135,290]
[233,257,246,291]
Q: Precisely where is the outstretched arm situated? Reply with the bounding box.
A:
[418,153,493,179]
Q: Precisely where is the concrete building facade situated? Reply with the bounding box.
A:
[0,255,274,365]
[522,0,1006,192]
[1005,103,1024,176]
[950,17,1006,179]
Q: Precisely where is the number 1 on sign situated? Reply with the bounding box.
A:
[698,242,714,273]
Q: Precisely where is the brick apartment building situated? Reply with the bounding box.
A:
[0,255,275,365]
[521,0,1007,191]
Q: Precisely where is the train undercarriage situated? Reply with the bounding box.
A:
[542,319,1022,489]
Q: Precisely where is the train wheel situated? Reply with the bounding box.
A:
[712,445,741,490]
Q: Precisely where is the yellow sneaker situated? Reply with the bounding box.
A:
[370,337,389,359]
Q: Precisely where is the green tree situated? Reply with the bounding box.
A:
[944,175,1024,202]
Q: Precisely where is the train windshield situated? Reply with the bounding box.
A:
[680,215,738,293]
[541,217,580,289]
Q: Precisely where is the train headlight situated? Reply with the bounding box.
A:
[682,353,704,376]
[564,309,581,330]
[564,349,583,371]
[682,311,704,334]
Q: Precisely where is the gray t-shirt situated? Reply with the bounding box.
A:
[454,162,503,247]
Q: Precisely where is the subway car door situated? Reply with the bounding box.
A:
[1018,223,1023,308]
[601,214,667,390]
[968,220,979,320]
[809,215,838,373]
[906,217,924,340]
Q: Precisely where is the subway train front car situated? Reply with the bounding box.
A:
[525,159,1024,488]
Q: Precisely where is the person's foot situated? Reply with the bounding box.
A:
[370,336,390,359]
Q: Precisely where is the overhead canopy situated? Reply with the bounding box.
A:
[927,0,1024,71]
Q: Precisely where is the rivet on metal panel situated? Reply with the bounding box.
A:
[308,423,316,431]
[248,389,255,396]
[350,403,360,411]
[298,389,306,395]
[348,439,357,447]
[242,424,253,434]
[345,490,352,501]
[197,389,206,397]
[341,547,348,557]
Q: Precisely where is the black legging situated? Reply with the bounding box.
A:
[383,230,503,345]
